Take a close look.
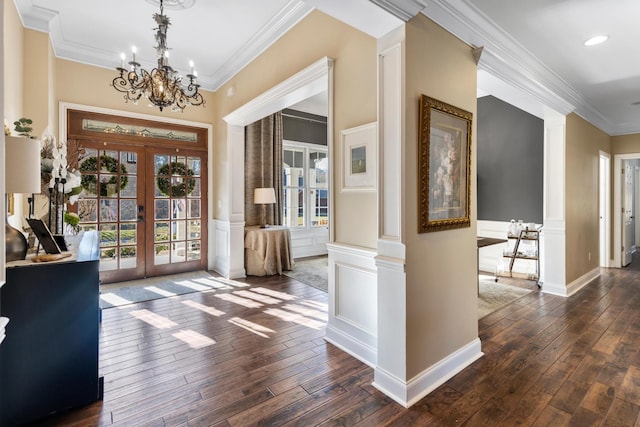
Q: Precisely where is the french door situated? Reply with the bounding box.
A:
[146,149,206,278]
[68,110,208,284]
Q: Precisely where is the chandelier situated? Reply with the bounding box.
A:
[112,0,204,112]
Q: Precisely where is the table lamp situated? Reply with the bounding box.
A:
[254,187,276,228]
[5,136,41,261]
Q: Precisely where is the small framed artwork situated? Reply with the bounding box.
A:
[418,95,472,233]
[341,122,377,192]
[7,193,14,215]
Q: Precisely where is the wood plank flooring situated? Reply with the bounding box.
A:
[34,265,640,426]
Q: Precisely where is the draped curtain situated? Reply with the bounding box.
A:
[244,112,283,226]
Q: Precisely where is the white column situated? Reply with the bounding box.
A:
[373,25,410,404]
[540,108,567,295]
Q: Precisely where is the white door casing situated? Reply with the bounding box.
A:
[623,160,634,266]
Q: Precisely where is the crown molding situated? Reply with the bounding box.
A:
[13,0,313,92]
[209,0,313,90]
[224,56,333,126]
[367,0,428,21]
[13,0,54,31]
[422,0,616,134]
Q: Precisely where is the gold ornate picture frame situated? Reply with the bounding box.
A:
[418,95,472,233]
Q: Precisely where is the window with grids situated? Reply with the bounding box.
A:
[282,142,328,229]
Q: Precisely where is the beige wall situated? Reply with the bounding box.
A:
[404,15,478,377]
[213,10,378,248]
[565,113,610,282]
[4,0,22,124]
[612,133,640,154]
[23,29,49,137]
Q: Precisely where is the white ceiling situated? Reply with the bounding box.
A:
[13,0,640,134]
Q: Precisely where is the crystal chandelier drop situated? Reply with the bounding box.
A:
[112,0,204,112]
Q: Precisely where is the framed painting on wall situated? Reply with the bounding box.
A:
[341,122,377,192]
[418,95,472,233]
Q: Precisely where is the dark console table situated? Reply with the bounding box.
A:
[0,232,102,426]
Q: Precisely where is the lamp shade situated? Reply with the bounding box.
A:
[254,187,276,204]
[5,136,41,194]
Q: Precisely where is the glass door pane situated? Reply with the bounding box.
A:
[147,151,205,276]
[309,149,328,227]
[76,146,144,282]
[283,147,305,228]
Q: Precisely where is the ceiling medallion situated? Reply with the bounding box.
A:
[112,0,204,112]
[144,0,196,10]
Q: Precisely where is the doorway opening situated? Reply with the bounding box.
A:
[599,151,610,267]
[220,57,334,278]
[613,153,640,267]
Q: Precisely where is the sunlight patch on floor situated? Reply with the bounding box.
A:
[182,300,226,317]
[251,287,298,301]
[212,277,250,288]
[193,277,233,289]
[229,317,275,338]
[300,300,328,311]
[144,286,177,297]
[176,279,217,291]
[130,309,178,329]
[172,329,216,349]
[100,293,133,308]
[282,303,328,321]
[264,308,324,329]
[214,293,263,308]
[233,290,282,304]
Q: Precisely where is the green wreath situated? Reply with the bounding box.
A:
[156,162,196,197]
[79,155,128,197]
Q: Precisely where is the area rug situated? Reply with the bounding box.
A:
[284,256,328,292]
[478,279,533,318]
[99,270,226,309]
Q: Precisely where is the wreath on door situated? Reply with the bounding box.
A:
[156,161,196,197]
[79,155,129,197]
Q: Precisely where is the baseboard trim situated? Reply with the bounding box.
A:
[543,267,599,297]
[325,325,377,368]
[373,338,483,408]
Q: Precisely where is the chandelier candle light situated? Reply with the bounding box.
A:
[112,0,204,112]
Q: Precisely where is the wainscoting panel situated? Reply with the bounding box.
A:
[325,243,377,367]
[290,227,329,259]
[213,220,230,277]
[212,219,246,279]
[335,263,377,335]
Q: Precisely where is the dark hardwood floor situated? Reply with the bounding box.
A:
[34,264,640,426]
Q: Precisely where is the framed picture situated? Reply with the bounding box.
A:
[418,95,472,233]
[7,193,14,215]
[341,122,377,192]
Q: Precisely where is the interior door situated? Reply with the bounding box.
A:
[623,160,634,266]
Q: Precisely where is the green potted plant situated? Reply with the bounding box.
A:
[13,117,36,139]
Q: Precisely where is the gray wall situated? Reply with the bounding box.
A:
[282,109,327,145]
[477,95,543,224]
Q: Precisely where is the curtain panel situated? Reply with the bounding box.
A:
[244,112,283,226]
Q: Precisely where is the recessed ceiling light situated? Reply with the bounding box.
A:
[584,35,608,46]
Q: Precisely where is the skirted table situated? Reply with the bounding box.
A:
[244,226,294,276]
